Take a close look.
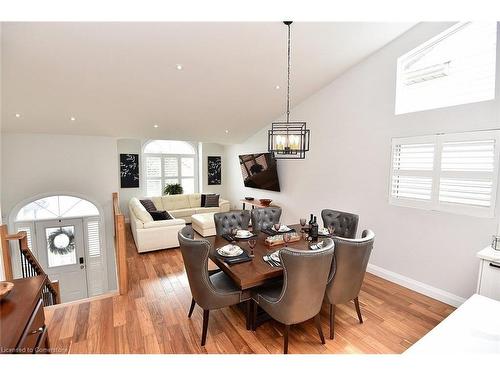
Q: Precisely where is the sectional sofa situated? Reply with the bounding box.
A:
[129,193,230,252]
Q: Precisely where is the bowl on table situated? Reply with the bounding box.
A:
[0,281,14,301]
[259,199,272,207]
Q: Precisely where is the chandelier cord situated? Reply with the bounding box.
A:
[286,22,291,123]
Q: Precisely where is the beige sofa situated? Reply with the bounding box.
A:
[129,194,230,253]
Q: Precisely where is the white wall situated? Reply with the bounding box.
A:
[200,142,227,197]
[225,22,500,304]
[1,133,119,291]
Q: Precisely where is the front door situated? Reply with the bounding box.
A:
[36,218,88,302]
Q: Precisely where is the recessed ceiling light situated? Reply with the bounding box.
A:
[225,129,229,134]
[176,64,183,70]
[15,113,21,118]
[153,124,159,128]
[70,116,76,121]
[275,85,280,90]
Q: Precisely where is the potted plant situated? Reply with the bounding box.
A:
[163,183,183,195]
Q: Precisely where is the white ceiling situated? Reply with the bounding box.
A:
[1,22,415,143]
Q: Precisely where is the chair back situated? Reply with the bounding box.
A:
[178,226,237,309]
[213,210,251,235]
[325,230,375,305]
[321,209,359,239]
[251,207,282,231]
[264,239,335,325]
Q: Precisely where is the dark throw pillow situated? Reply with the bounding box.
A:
[150,210,173,221]
[204,194,220,208]
[200,194,207,207]
[140,199,157,212]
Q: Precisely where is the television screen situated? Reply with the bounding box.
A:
[239,153,280,192]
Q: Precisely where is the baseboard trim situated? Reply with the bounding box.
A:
[367,263,466,308]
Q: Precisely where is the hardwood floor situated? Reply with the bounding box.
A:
[44,225,455,354]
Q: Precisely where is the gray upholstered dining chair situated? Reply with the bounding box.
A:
[325,229,375,339]
[251,239,335,354]
[213,210,251,236]
[321,209,359,239]
[251,207,282,231]
[178,226,250,346]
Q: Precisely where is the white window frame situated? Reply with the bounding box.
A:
[395,22,498,115]
[142,140,199,197]
[389,130,500,218]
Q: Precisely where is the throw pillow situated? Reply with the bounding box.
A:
[200,194,207,207]
[150,210,173,221]
[204,194,220,208]
[140,199,157,212]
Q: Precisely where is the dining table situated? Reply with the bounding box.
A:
[206,224,313,291]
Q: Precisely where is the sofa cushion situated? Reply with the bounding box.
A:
[192,213,216,229]
[162,194,190,210]
[188,193,201,208]
[151,196,164,211]
[150,210,173,221]
[143,218,186,229]
[130,198,153,223]
[140,199,157,212]
[205,194,220,207]
[195,207,220,214]
[170,208,196,218]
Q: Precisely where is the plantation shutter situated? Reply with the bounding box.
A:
[437,131,499,215]
[390,136,436,208]
[146,156,162,196]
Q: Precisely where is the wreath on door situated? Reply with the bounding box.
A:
[47,228,76,255]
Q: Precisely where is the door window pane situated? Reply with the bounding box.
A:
[181,157,195,177]
[46,226,77,268]
[181,178,195,194]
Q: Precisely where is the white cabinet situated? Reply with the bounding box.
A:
[476,246,500,301]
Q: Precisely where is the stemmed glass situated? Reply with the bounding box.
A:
[248,239,257,257]
[283,232,292,248]
[299,218,306,232]
[230,227,239,243]
[327,224,335,237]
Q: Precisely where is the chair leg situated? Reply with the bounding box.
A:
[246,300,252,330]
[188,298,196,318]
[252,301,258,331]
[283,325,290,354]
[314,313,325,344]
[354,297,363,324]
[329,304,336,340]
[201,310,210,346]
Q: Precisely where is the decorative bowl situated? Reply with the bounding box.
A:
[0,281,14,301]
[259,199,272,207]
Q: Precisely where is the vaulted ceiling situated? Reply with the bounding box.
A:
[1,22,415,143]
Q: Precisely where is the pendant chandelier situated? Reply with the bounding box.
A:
[268,21,310,160]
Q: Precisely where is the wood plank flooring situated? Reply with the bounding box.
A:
[44,225,455,354]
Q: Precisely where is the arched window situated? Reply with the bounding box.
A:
[16,195,99,221]
[143,140,198,196]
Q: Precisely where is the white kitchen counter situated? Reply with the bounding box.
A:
[406,294,500,354]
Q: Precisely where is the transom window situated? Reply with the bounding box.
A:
[390,130,500,217]
[143,140,198,196]
[395,22,497,114]
[16,195,99,221]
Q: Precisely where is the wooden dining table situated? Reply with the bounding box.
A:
[206,224,311,290]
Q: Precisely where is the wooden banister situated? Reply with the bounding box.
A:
[113,192,128,295]
[0,224,59,305]
[1,225,13,280]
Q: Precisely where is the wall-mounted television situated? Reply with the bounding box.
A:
[239,153,280,192]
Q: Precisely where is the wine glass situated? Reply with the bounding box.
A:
[230,227,239,243]
[283,232,292,247]
[327,224,335,237]
[299,218,306,232]
[248,239,257,257]
[273,222,281,232]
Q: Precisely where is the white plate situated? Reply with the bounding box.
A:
[273,225,291,233]
[235,230,253,239]
[217,245,243,257]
